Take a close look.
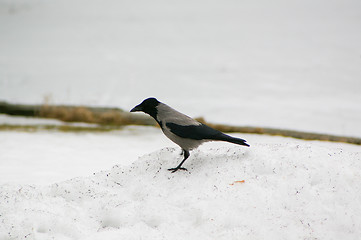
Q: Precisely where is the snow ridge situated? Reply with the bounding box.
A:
[1,144,361,239]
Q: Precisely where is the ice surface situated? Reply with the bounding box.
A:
[1,0,361,136]
[0,114,72,126]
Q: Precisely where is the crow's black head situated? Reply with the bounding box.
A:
[130,97,160,119]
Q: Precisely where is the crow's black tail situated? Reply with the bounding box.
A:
[216,134,250,147]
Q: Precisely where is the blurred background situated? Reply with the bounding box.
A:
[1,0,361,136]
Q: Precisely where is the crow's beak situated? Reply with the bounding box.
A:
[130,104,142,112]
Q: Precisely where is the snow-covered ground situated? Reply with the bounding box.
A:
[0,123,170,185]
[1,0,361,239]
[1,132,361,239]
[1,119,361,239]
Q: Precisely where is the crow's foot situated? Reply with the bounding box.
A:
[168,167,188,173]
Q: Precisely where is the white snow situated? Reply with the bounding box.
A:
[0,125,169,185]
[1,138,360,239]
[1,0,361,239]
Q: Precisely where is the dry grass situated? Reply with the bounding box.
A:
[1,101,360,145]
[38,104,155,126]
[39,106,93,122]
[204,122,361,145]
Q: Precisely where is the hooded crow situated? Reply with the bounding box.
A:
[130,97,250,173]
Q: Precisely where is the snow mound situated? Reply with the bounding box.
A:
[1,143,361,239]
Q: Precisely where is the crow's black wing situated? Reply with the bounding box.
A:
[166,122,250,146]
[166,122,224,140]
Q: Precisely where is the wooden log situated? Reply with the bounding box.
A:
[0,101,40,116]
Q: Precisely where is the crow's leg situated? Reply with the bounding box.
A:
[168,150,190,173]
